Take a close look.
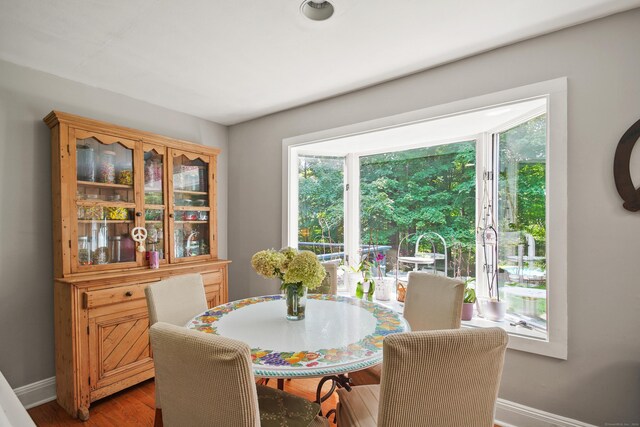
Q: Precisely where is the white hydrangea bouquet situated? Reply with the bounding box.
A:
[251,247,325,320]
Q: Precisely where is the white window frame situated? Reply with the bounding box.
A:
[282,78,567,359]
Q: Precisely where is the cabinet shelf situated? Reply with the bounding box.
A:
[174,206,209,211]
[77,200,136,208]
[145,220,163,224]
[174,189,207,195]
[78,180,133,190]
[77,220,133,224]
[174,220,208,224]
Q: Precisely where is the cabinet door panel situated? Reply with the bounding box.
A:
[168,149,216,263]
[207,292,221,309]
[143,144,168,265]
[71,128,143,273]
[89,309,153,392]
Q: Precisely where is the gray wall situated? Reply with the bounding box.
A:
[228,9,640,425]
[0,59,228,389]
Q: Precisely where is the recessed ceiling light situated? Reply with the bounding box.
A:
[300,0,334,21]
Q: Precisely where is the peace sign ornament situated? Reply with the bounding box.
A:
[130,227,148,252]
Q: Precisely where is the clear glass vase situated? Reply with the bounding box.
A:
[285,284,307,320]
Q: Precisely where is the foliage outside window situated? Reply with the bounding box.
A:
[293,111,549,336]
[297,156,345,262]
[497,115,547,331]
[359,141,476,281]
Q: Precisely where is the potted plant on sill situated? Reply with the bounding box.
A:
[477,215,507,321]
[353,256,375,301]
[462,285,476,321]
[373,252,391,301]
[481,266,507,322]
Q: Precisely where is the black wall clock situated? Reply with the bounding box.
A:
[614,118,640,212]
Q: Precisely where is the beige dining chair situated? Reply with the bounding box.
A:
[314,261,339,295]
[145,273,208,327]
[349,272,465,386]
[150,322,329,427]
[144,273,208,426]
[337,328,508,427]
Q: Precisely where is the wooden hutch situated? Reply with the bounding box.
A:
[44,111,230,420]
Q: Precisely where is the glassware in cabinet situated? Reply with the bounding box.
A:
[72,130,140,271]
[169,150,214,261]
[143,145,167,262]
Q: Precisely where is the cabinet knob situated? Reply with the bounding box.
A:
[136,212,142,217]
[125,291,133,297]
[169,213,174,218]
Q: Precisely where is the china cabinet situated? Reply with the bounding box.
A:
[44,111,230,420]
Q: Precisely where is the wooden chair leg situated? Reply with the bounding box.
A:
[154,408,163,427]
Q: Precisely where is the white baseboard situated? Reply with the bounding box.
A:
[9,376,597,427]
[13,377,56,410]
[495,398,597,427]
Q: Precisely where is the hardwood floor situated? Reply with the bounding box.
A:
[28,379,501,426]
[27,378,338,426]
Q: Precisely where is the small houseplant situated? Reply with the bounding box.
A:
[353,256,375,301]
[461,285,476,321]
[251,247,325,320]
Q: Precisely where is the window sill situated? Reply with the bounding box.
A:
[338,291,566,359]
[461,316,547,340]
[463,314,567,359]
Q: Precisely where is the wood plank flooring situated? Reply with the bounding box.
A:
[27,378,338,426]
[28,379,501,426]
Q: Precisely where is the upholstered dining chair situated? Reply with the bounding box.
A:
[144,273,208,426]
[150,322,329,427]
[314,261,339,295]
[145,273,208,327]
[349,272,465,386]
[336,328,508,427]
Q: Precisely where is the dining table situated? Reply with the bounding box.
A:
[186,293,410,414]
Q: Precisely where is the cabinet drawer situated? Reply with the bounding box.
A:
[201,271,223,286]
[84,283,153,309]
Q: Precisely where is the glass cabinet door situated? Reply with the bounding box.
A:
[72,129,140,271]
[143,145,167,264]
[169,150,214,262]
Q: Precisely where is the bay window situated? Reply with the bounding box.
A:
[283,78,567,358]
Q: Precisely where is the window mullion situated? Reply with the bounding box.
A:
[345,153,360,267]
[476,132,497,299]
[288,148,299,249]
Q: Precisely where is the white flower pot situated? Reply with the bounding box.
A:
[480,299,507,322]
[347,272,363,296]
[374,277,391,301]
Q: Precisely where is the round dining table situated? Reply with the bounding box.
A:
[186,294,409,414]
[187,294,409,377]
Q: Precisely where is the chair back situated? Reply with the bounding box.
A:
[149,322,261,427]
[378,328,508,427]
[145,273,208,327]
[403,272,464,331]
[313,261,339,295]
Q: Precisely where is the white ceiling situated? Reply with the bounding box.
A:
[0,1,638,125]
